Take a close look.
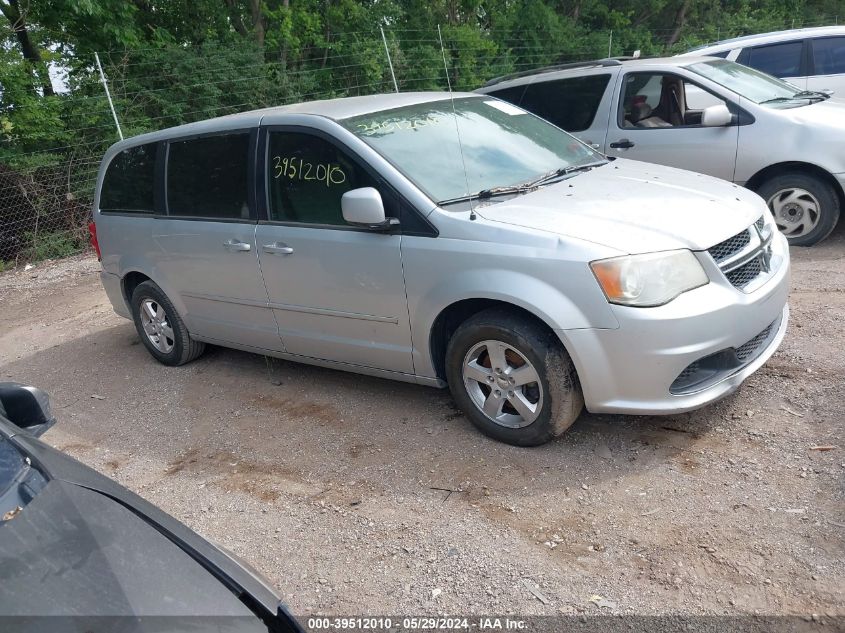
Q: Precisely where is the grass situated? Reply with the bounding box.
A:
[25,230,87,262]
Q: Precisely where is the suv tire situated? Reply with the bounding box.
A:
[756,172,840,246]
[130,281,205,366]
[445,308,583,446]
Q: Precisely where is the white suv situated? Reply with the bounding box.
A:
[679,26,845,96]
[477,56,845,245]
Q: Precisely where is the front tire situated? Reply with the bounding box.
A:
[756,172,840,246]
[130,280,205,366]
[445,309,583,446]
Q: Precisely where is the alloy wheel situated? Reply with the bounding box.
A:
[462,339,543,429]
[139,299,175,354]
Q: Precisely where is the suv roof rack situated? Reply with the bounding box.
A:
[482,57,627,88]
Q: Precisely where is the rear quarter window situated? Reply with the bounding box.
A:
[99,143,157,213]
[491,74,611,132]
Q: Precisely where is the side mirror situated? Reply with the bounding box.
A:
[701,104,733,127]
[0,383,56,438]
[341,187,399,231]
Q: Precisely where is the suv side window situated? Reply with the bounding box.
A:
[490,74,611,132]
[267,132,381,226]
[812,37,845,75]
[100,143,157,213]
[620,73,728,128]
[742,41,803,77]
[166,132,251,220]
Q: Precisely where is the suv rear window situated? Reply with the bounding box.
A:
[490,74,611,132]
[743,41,803,77]
[166,133,251,220]
[100,143,157,213]
[812,37,845,75]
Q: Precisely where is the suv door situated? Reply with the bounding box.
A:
[153,130,282,351]
[255,128,414,374]
[605,70,739,181]
[807,36,845,94]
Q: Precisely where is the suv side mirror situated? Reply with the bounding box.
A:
[0,383,56,438]
[701,104,733,127]
[341,187,399,231]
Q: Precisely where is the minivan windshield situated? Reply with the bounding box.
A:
[341,97,603,204]
[687,59,822,107]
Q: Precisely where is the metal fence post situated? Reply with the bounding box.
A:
[95,52,123,141]
[380,27,399,93]
[608,30,613,58]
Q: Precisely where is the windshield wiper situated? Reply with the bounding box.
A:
[438,161,608,206]
[761,91,830,105]
[759,97,795,104]
[792,90,830,100]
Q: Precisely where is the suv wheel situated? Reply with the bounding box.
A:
[756,172,840,246]
[130,281,205,366]
[445,308,583,446]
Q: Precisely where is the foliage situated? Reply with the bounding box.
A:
[0,0,841,263]
[24,229,87,261]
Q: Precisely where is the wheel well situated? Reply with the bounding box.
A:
[429,299,558,381]
[745,162,845,206]
[122,271,151,304]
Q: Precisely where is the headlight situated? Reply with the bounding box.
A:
[590,250,709,307]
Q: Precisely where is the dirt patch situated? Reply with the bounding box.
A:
[2,233,844,616]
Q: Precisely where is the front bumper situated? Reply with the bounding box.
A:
[559,233,790,415]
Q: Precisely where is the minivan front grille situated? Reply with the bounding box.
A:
[726,257,762,288]
[670,316,779,394]
[708,217,774,292]
[709,231,751,264]
[735,321,775,362]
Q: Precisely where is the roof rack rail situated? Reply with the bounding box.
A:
[481,57,625,88]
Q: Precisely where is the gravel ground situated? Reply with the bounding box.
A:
[0,234,843,620]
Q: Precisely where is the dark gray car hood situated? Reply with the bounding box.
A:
[0,477,264,628]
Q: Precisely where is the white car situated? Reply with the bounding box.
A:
[478,56,845,245]
[680,26,845,96]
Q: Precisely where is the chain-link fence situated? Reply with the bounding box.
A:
[1,18,841,269]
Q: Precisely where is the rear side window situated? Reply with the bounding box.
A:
[744,41,803,77]
[812,37,845,75]
[494,75,611,132]
[707,50,730,59]
[167,133,251,219]
[100,143,157,213]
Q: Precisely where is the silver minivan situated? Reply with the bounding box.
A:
[478,57,845,245]
[93,92,790,446]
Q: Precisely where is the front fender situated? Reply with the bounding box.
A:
[402,235,619,379]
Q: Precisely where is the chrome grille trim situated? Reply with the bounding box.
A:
[708,218,775,292]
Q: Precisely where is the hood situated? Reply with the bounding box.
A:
[474,159,766,253]
[775,97,845,128]
[0,480,265,627]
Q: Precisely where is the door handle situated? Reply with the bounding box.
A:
[223,239,251,252]
[584,140,601,149]
[262,242,294,255]
[609,139,635,149]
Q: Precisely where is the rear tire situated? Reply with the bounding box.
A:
[444,308,583,446]
[130,281,205,366]
[755,172,840,246]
